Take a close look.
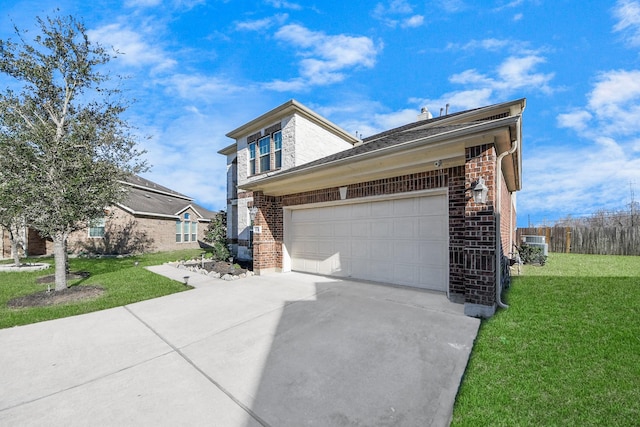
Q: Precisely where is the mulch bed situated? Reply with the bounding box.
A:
[7,285,104,308]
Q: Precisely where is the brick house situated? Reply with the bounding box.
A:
[1,175,216,257]
[219,99,525,317]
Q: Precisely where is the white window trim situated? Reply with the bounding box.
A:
[88,218,105,238]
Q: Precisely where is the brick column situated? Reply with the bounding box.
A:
[448,166,466,303]
[252,191,283,275]
[464,144,497,317]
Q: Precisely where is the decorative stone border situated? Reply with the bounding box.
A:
[166,259,255,282]
[0,263,51,272]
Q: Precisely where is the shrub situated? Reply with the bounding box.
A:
[210,242,230,262]
[518,243,547,265]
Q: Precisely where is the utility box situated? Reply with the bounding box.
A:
[522,235,548,256]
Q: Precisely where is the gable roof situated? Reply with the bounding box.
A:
[239,99,525,196]
[220,99,360,155]
[118,175,216,221]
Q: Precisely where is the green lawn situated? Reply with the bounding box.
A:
[0,249,207,329]
[451,253,640,426]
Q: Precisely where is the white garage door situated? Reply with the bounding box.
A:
[288,194,448,291]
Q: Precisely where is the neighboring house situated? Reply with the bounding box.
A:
[220,99,525,317]
[1,175,216,257]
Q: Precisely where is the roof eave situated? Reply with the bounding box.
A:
[241,116,521,196]
[225,99,359,145]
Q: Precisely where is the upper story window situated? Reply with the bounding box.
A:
[249,143,256,175]
[259,136,270,172]
[274,131,282,169]
[248,128,282,176]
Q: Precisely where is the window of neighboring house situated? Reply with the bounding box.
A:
[259,135,270,172]
[249,142,256,175]
[177,213,195,243]
[88,217,105,238]
[175,220,182,242]
[183,221,190,242]
[274,130,282,169]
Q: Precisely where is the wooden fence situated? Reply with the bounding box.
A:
[516,226,640,256]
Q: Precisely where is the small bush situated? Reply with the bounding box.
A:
[210,242,230,261]
[518,243,547,265]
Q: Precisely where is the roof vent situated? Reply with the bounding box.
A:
[417,107,433,121]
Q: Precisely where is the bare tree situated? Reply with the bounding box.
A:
[0,13,146,290]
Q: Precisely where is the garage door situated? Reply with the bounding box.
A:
[288,194,448,291]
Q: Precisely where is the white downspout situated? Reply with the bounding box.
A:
[495,113,523,310]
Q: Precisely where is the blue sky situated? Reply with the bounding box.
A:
[1,0,640,227]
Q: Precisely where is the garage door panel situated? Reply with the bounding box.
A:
[419,242,447,265]
[418,217,446,238]
[371,219,393,237]
[370,240,390,261]
[351,222,370,237]
[351,238,370,258]
[334,222,351,238]
[289,194,448,292]
[394,241,421,263]
[394,219,416,238]
[393,198,415,216]
[317,241,336,257]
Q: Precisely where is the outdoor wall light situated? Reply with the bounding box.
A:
[472,177,489,204]
[248,206,258,223]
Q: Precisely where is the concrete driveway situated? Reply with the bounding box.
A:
[0,267,479,427]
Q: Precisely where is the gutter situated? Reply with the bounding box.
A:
[495,111,524,310]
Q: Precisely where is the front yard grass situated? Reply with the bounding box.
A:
[451,253,640,426]
[0,249,207,329]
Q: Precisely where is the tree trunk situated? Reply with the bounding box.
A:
[11,239,21,267]
[7,227,22,267]
[53,233,68,291]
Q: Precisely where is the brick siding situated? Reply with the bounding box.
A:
[251,142,507,313]
[464,144,497,307]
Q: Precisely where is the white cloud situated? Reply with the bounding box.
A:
[544,68,640,217]
[413,54,553,112]
[557,110,593,132]
[266,0,303,10]
[588,69,640,110]
[519,140,640,218]
[372,0,424,28]
[495,55,554,93]
[493,0,523,12]
[88,23,176,71]
[439,0,466,13]
[411,88,494,113]
[235,14,288,31]
[561,70,640,137]
[402,15,425,28]
[445,38,541,55]
[163,73,246,101]
[267,24,381,89]
[613,0,640,47]
[124,0,162,7]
